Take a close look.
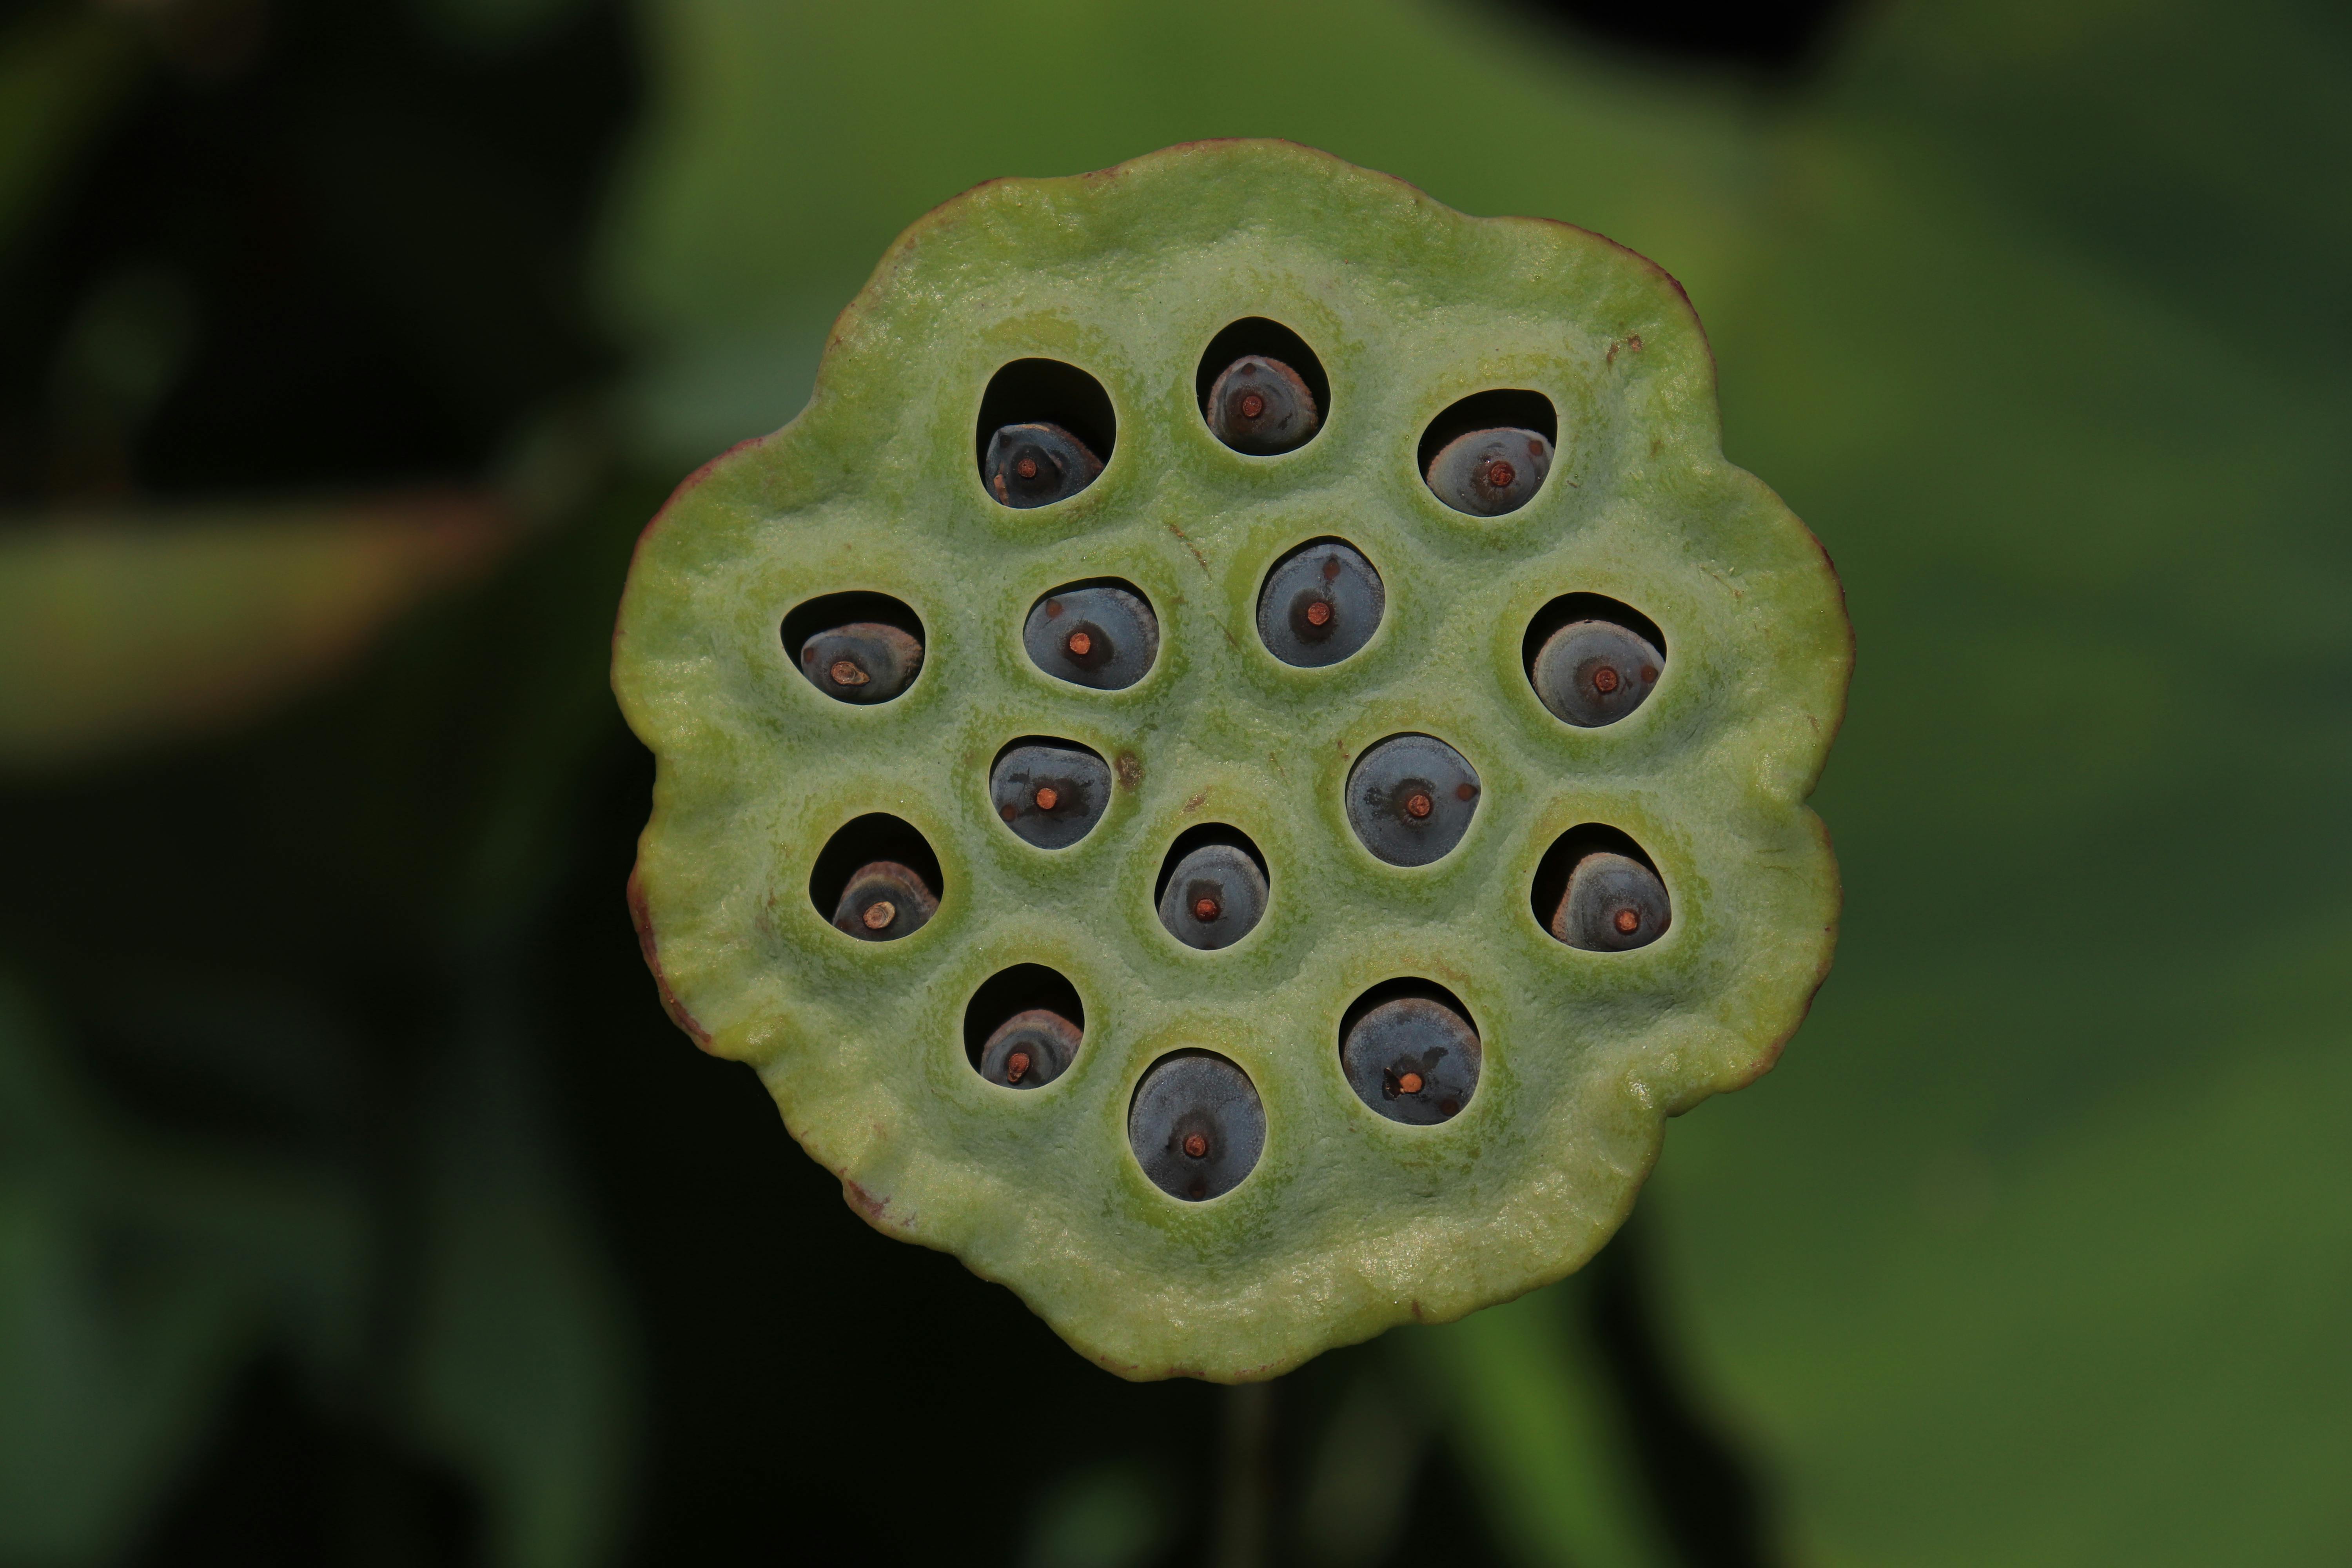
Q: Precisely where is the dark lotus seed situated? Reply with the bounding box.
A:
[1344,734,1480,867]
[1341,996,1481,1126]
[797,621,923,704]
[1156,843,1267,951]
[1022,584,1159,690]
[1426,426,1553,516]
[982,421,1103,508]
[1531,619,1663,727]
[830,860,938,942]
[1256,539,1384,668]
[1128,1053,1265,1201]
[1550,851,1670,951]
[979,1007,1081,1089]
[989,742,1112,849]
[1205,355,1320,454]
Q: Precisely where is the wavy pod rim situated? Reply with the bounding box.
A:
[612,138,1851,1382]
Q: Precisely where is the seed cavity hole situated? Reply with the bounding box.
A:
[1129,1050,1265,1201]
[782,591,926,705]
[989,737,1112,850]
[809,814,943,942]
[1419,388,1558,517]
[964,964,1085,1090]
[1524,593,1667,728]
[976,358,1115,508]
[1196,318,1330,456]
[1154,823,1269,951]
[1339,978,1481,1126]
[1345,733,1480,867]
[1256,537,1384,668]
[1023,578,1159,691]
[1531,824,1671,952]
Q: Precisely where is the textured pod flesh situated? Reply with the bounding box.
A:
[612,141,1849,1382]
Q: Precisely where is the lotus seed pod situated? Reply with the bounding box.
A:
[991,741,1113,849]
[830,860,937,942]
[612,140,1849,1382]
[983,421,1104,508]
[1551,850,1671,952]
[1206,355,1320,454]
[980,1007,1082,1089]
[1022,581,1159,690]
[1345,733,1481,867]
[1427,426,1553,516]
[1531,619,1663,727]
[796,621,924,704]
[1341,994,1481,1125]
[1155,840,1269,951]
[1257,539,1385,668]
[1129,1052,1266,1201]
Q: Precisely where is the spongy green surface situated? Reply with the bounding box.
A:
[611,140,1847,1381]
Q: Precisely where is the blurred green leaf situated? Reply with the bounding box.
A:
[0,495,519,772]
[0,979,368,1563]
[1648,2,2352,1563]
[0,7,144,254]
[405,996,635,1568]
[1407,1284,1673,1568]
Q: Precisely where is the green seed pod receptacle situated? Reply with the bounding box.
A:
[612,139,1849,1382]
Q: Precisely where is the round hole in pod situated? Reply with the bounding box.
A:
[1022,579,1160,691]
[1128,1050,1265,1201]
[808,814,943,942]
[1338,978,1481,1125]
[780,591,926,705]
[1523,593,1666,728]
[1195,316,1330,456]
[976,358,1114,508]
[989,737,1113,849]
[1418,388,1558,517]
[1255,537,1384,668]
[963,964,1085,1089]
[1153,824,1269,951]
[1530,823,1671,952]
[1344,733,1481,867]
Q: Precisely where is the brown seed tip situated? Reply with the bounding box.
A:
[1398,1071,1424,1094]
[1014,456,1039,481]
[1033,786,1059,812]
[1640,665,1658,682]
[1239,392,1266,419]
[1486,459,1516,489]
[1404,792,1434,820]
[1192,895,1221,923]
[828,658,869,686]
[1182,1132,1209,1159]
[1005,1051,1031,1084]
[861,900,896,931]
[1000,803,1018,823]
[1304,599,1333,628]
[1065,630,1093,657]
[1455,781,1476,802]
[1592,665,1620,694]
[1613,907,1641,935]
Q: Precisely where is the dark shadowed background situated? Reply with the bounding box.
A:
[2,1,2345,1564]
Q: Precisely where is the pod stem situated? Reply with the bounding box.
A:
[1214,1379,1276,1568]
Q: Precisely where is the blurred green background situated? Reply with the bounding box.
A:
[1,0,2345,1563]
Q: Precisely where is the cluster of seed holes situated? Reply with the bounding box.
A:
[787,324,1686,1202]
